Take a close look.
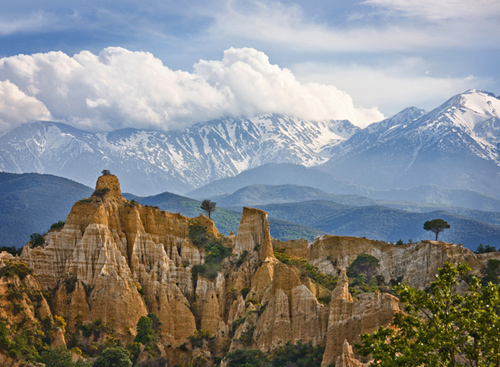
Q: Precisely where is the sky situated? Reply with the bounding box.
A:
[0,0,498,132]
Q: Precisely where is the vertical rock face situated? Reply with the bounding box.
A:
[335,340,368,367]
[21,174,198,348]
[7,174,499,366]
[296,235,487,289]
[321,269,400,366]
[235,207,274,261]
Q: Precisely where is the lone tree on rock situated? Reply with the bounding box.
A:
[423,218,450,241]
[200,199,216,219]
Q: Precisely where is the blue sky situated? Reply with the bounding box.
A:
[0,0,498,132]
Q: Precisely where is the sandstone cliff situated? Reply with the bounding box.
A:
[0,174,496,366]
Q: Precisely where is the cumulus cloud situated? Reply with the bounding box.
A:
[0,47,383,132]
[0,80,51,131]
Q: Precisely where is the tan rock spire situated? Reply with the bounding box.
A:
[331,268,354,302]
[335,340,368,367]
[95,173,122,198]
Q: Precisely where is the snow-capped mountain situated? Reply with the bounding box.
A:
[321,90,500,198]
[0,114,358,195]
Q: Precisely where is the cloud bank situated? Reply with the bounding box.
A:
[0,47,383,132]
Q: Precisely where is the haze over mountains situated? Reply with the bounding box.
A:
[1,89,500,250]
[0,89,499,200]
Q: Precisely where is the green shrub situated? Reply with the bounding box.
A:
[482,259,500,284]
[226,349,267,367]
[50,220,65,230]
[274,248,337,290]
[0,260,33,280]
[95,346,132,367]
[64,274,78,294]
[239,326,255,346]
[188,329,212,348]
[346,254,380,279]
[29,233,45,248]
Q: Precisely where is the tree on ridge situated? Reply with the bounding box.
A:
[200,199,216,219]
[423,218,450,241]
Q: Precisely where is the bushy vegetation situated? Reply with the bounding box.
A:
[274,248,337,290]
[0,260,33,280]
[50,220,65,229]
[188,220,232,281]
[226,341,324,367]
[475,244,498,254]
[482,259,500,285]
[29,232,45,248]
[357,262,500,367]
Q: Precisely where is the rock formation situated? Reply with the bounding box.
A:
[321,269,400,365]
[0,173,497,366]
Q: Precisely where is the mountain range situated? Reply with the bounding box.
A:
[0,89,498,200]
[0,115,358,196]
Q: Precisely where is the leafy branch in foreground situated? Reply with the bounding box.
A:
[357,262,500,367]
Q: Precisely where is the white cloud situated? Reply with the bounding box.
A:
[0,47,383,132]
[292,59,488,115]
[0,80,51,131]
[0,11,56,35]
[363,0,500,21]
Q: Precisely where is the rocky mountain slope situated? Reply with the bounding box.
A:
[0,173,498,366]
[321,90,500,197]
[0,115,357,195]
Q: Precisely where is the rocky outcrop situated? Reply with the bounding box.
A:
[321,269,400,366]
[335,340,368,367]
[6,174,498,367]
[280,235,491,289]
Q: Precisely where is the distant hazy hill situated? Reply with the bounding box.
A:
[191,164,500,212]
[214,184,500,227]
[0,172,93,247]
[124,192,323,241]
[252,201,500,250]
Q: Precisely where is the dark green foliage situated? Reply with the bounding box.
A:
[50,220,65,229]
[94,346,132,367]
[188,329,212,348]
[239,326,255,346]
[423,218,450,241]
[0,322,10,351]
[226,349,268,367]
[92,188,110,199]
[274,248,337,290]
[241,287,250,298]
[270,341,324,367]
[134,316,155,345]
[64,274,78,293]
[357,262,500,367]
[482,259,500,285]
[39,346,76,367]
[132,314,161,361]
[0,260,33,280]
[226,342,324,367]
[475,244,497,253]
[29,233,45,247]
[0,246,22,256]
[236,250,248,266]
[188,220,232,281]
[346,254,380,279]
[200,199,216,219]
[147,313,161,332]
[396,239,405,246]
